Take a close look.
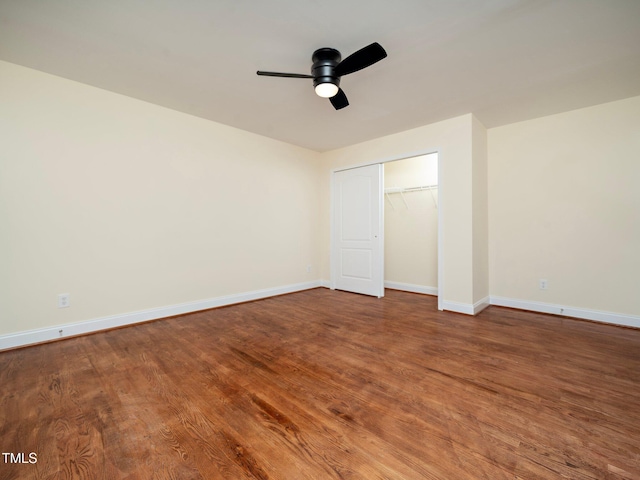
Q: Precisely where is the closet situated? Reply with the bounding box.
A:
[384,153,438,294]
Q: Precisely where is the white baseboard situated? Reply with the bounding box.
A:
[440,297,489,315]
[4,285,637,351]
[490,296,640,329]
[441,300,475,315]
[384,281,438,296]
[0,281,323,351]
[474,296,491,314]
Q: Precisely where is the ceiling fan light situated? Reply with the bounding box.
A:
[315,82,339,98]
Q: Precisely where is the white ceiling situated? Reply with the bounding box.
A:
[2,0,640,152]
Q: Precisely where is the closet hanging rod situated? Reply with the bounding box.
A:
[384,184,438,194]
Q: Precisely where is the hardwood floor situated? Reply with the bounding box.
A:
[1,288,639,479]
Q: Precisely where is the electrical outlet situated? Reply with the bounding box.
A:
[306,265,312,273]
[57,293,70,308]
[539,279,548,290]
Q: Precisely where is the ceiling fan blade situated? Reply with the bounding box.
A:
[334,42,387,77]
[330,88,349,110]
[256,71,313,79]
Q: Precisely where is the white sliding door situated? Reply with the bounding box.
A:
[331,164,384,298]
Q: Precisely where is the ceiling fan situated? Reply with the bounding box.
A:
[256,42,387,110]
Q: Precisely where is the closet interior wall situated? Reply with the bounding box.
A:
[384,153,438,292]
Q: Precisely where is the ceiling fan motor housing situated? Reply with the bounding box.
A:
[312,48,341,89]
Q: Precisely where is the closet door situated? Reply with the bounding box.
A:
[331,164,384,298]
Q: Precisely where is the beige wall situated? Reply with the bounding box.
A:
[488,96,640,316]
[384,154,438,288]
[3,59,637,340]
[0,61,322,336]
[472,116,489,304]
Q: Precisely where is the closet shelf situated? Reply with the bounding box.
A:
[384,185,437,194]
[384,185,438,210]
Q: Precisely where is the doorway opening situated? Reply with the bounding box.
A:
[384,153,438,296]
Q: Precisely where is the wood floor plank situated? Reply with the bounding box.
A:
[1,288,639,479]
